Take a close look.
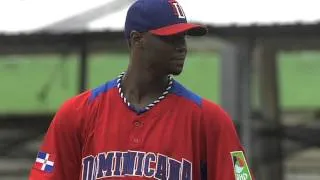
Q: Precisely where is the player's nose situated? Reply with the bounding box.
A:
[175,46,187,54]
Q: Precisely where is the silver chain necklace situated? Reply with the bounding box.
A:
[116,72,173,113]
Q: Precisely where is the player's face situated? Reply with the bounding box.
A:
[143,32,187,76]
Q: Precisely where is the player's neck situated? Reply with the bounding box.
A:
[120,67,169,107]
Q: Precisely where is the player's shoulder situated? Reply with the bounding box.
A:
[171,80,229,115]
[170,80,202,108]
[58,90,91,114]
[170,80,222,109]
[201,97,235,130]
[59,77,118,112]
[201,97,224,114]
[170,81,233,126]
[89,77,118,102]
[54,78,119,132]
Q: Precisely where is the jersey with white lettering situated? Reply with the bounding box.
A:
[29,77,252,180]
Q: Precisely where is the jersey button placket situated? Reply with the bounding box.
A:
[129,119,144,148]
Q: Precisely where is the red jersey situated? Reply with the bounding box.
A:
[29,77,252,180]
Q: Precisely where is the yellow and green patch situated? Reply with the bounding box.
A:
[230,151,252,180]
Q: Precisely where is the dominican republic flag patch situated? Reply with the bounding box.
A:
[33,151,55,173]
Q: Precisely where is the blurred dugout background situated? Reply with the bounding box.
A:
[1,0,320,180]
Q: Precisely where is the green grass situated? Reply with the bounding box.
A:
[278,51,320,108]
[0,51,319,114]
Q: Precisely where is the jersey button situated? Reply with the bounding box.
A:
[133,120,143,127]
[132,138,141,144]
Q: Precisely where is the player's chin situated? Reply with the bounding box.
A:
[167,60,185,76]
[169,66,184,76]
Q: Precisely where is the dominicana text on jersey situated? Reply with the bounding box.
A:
[82,150,192,180]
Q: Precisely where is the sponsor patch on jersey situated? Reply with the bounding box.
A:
[33,151,55,173]
[230,151,252,180]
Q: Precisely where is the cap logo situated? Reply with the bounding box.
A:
[170,1,186,19]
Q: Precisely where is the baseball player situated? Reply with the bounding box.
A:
[29,0,253,179]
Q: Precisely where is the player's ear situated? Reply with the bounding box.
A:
[130,31,144,48]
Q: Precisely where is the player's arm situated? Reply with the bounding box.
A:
[29,97,83,180]
[201,99,254,180]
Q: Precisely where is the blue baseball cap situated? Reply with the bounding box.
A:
[124,0,207,39]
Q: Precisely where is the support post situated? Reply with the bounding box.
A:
[79,36,88,93]
[254,44,283,180]
[220,40,253,165]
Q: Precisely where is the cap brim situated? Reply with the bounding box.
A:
[150,23,207,36]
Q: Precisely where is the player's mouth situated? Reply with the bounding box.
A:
[171,55,186,61]
[172,58,185,62]
[171,57,185,68]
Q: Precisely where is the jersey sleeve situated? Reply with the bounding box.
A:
[201,99,254,180]
[29,97,84,180]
